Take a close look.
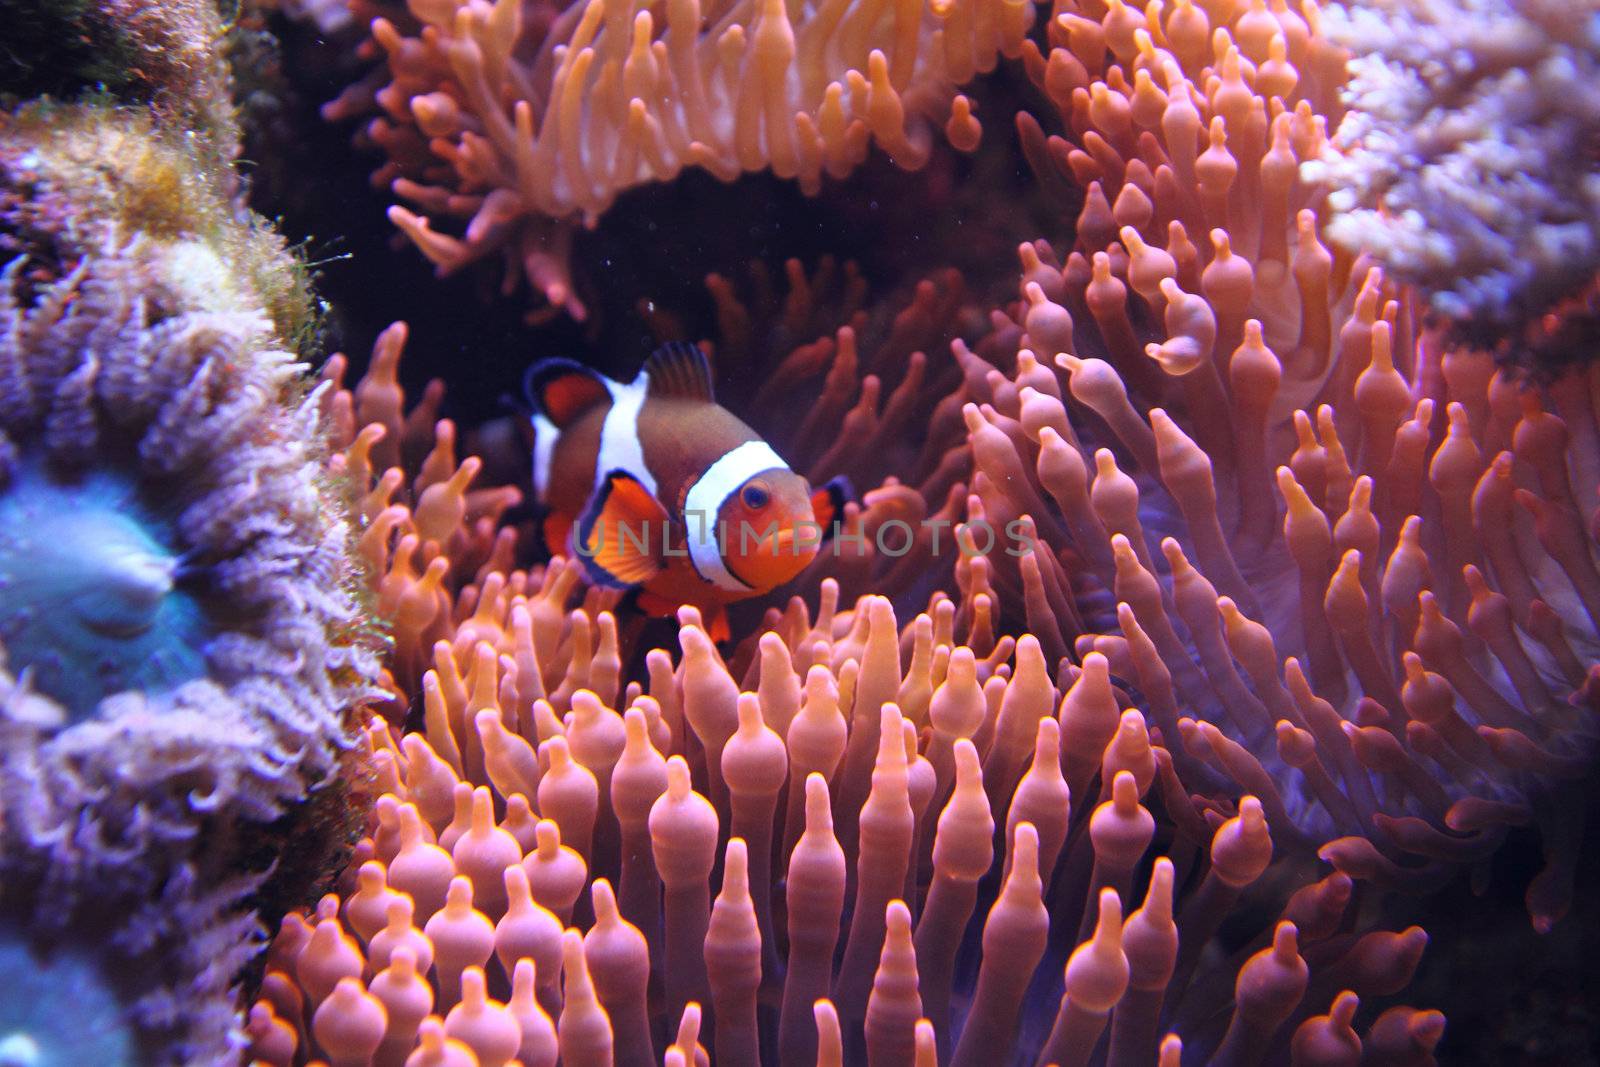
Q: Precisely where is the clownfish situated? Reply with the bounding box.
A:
[526,342,847,642]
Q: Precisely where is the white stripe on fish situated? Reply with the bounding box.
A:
[684,440,789,593]
[597,371,658,496]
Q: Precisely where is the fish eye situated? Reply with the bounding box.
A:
[740,483,770,509]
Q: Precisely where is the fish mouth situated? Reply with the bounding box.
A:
[728,523,819,591]
[772,526,816,554]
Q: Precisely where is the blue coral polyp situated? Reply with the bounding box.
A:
[0,460,208,720]
[0,930,138,1066]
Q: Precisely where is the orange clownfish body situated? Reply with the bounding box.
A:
[527,342,847,641]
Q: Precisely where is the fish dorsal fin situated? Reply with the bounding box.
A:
[524,358,611,429]
[644,342,715,402]
[576,470,670,588]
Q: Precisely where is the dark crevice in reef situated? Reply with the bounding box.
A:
[0,0,143,105]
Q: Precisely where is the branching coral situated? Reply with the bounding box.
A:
[1307,0,1600,331]
[317,0,1031,318]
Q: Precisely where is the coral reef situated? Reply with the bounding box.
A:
[0,101,318,350]
[2,0,1595,1057]
[0,101,381,903]
[1307,0,1600,335]
[0,0,245,177]
[253,0,1600,1060]
[0,33,380,1061]
[316,0,1031,318]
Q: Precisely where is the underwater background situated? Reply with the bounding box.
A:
[1,0,1599,1063]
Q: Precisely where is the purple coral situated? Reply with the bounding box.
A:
[0,855,269,1065]
[0,241,381,907]
[1308,0,1600,326]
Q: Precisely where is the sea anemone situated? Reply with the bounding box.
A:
[259,584,1442,1065]
[966,0,1600,938]
[270,303,1455,1058]
[0,238,375,897]
[312,0,1030,318]
[317,319,530,702]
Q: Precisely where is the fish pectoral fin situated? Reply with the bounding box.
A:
[525,358,611,428]
[704,604,732,644]
[643,341,715,402]
[633,592,729,643]
[811,474,854,534]
[634,590,679,617]
[577,470,670,587]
